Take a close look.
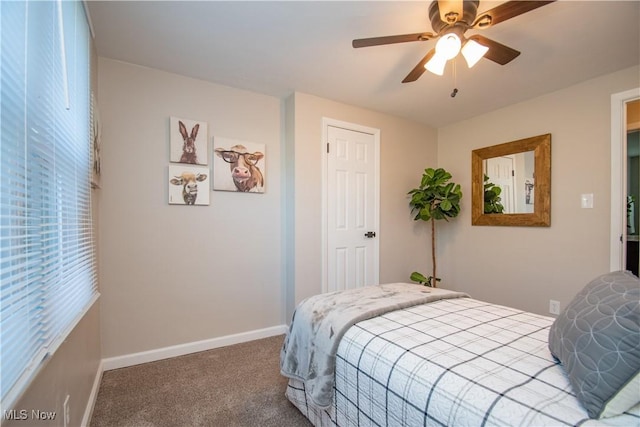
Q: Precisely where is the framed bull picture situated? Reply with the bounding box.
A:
[170,117,208,166]
[168,164,210,205]
[213,137,265,193]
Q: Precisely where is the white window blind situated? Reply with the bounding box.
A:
[0,0,98,408]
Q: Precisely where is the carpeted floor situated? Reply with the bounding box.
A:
[90,335,312,427]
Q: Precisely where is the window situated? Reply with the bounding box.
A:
[0,0,98,407]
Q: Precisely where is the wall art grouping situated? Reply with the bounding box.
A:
[167,117,265,205]
[168,116,210,206]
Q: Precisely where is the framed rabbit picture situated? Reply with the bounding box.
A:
[170,117,208,166]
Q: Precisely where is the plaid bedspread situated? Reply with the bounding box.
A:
[286,297,640,426]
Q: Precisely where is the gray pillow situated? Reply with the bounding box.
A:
[548,270,640,419]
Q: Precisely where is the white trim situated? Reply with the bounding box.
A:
[49,293,101,358]
[101,325,288,371]
[610,88,640,272]
[81,360,103,427]
[321,118,381,294]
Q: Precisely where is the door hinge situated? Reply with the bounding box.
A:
[327,143,329,154]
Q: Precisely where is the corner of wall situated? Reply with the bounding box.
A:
[283,94,296,323]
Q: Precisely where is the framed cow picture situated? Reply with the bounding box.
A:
[170,117,208,166]
[168,164,210,205]
[213,137,265,193]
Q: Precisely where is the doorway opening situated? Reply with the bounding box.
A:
[625,101,640,275]
[611,89,640,274]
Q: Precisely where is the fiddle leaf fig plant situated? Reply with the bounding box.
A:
[483,174,505,214]
[408,167,462,287]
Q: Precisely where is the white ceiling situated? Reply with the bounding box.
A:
[87,1,640,128]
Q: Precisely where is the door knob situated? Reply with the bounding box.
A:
[364,231,376,238]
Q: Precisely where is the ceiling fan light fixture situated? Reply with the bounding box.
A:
[435,33,461,60]
[353,0,557,84]
[461,39,489,68]
[425,53,448,76]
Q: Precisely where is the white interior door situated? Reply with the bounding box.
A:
[324,121,379,293]
[486,156,516,213]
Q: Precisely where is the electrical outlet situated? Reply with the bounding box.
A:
[63,395,70,427]
[549,300,560,315]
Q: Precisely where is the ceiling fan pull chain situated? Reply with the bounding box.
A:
[451,59,458,98]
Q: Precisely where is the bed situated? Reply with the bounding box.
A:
[280,272,640,426]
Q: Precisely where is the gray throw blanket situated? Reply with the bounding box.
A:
[280,283,469,408]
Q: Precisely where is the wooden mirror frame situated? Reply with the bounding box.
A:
[472,133,551,226]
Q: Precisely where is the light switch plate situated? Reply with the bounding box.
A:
[581,193,594,209]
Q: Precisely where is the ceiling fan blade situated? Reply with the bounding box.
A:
[468,35,520,65]
[352,32,434,48]
[438,0,463,23]
[402,49,436,83]
[474,0,555,28]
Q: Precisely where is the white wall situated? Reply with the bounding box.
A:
[437,65,640,316]
[286,93,438,317]
[98,60,439,358]
[98,58,283,358]
[98,55,638,358]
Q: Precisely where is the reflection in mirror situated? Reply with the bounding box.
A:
[483,150,535,214]
[472,134,551,227]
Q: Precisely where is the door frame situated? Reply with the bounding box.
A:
[321,117,380,293]
[610,88,640,271]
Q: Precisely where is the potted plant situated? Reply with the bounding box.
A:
[408,167,462,287]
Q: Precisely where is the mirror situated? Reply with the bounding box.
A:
[472,134,551,226]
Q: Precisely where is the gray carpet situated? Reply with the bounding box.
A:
[90,335,312,427]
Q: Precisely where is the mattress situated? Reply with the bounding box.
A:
[285,297,640,426]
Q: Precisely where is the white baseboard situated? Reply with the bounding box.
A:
[101,325,288,371]
[82,360,103,427]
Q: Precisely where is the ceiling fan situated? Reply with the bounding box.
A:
[352,0,556,83]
